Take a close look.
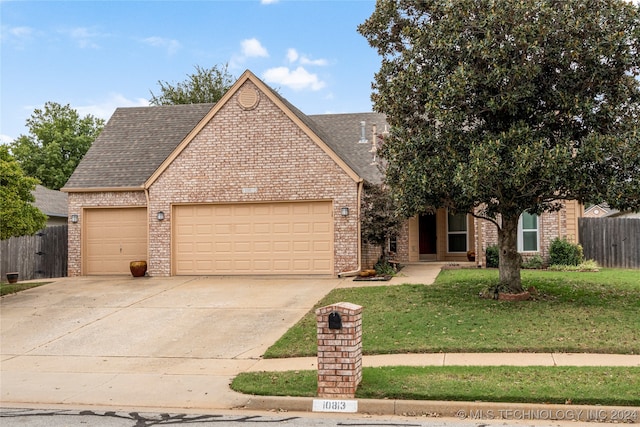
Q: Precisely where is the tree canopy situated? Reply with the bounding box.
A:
[0,146,47,240]
[10,102,104,190]
[149,64,235,105]
[359,0,640,291]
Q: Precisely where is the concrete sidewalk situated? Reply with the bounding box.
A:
[248,352,640,373]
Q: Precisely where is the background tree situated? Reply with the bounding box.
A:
[361,182,404,262]
[10,102,104,190]
[359,0,640,293]
[149,64,235,105]
[0,146,47,240]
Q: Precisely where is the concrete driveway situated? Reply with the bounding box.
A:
[0,275,341,411]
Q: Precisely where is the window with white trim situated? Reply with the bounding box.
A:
[447,211,468,252]
[518,212,539,252]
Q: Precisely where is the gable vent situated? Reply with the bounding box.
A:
[238,87,259,110]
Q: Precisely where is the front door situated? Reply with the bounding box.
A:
[419,214,437,260]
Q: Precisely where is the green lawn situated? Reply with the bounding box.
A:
[264,268,640,357]
[232,366,640,406]
[233,268,640,405]
[0,281,49,296]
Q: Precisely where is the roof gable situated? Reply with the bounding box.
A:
[146,70,366,187]
[63,70,388,191]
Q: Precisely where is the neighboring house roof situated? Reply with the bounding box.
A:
[32,185,68,218]
[607,210,640,218]
[63,71,387,191]
[584,203,610,218]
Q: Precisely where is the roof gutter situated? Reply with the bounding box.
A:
[61,186,145,193]
[338,180,363,278]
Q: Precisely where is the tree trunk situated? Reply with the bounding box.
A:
[498,214,524,293]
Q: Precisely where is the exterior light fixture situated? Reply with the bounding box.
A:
[157,211,165,221]
[341,207,349,217]
[70,214,79,223]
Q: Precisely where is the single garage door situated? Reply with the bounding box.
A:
[174,201,333,275]
[84,207,147,275]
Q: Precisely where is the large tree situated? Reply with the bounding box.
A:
[10,102,104,190]
[359,0,640,292]
[149,64,235,105]
[0,146,47,240]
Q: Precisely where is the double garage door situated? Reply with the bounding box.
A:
[173,201,334,275]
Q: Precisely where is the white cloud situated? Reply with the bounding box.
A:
[76,93,149,122]
[230,38,269,69]
[0,134,15,145]
[260,0,279,4]
[286,48,328,66]
[241,38,269,58]
[262,66,326,91]
[286,48,299,63]
[142,36,181,55]
[60,27,104,49]
[1,25,37,48]
[299,56,328,66]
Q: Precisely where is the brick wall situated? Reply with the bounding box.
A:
[148,80,360,276]
[475,202,579,265]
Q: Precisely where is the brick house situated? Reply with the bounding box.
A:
[62,70,582,276]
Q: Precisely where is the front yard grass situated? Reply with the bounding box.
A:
[232,366,640,406]
[264,268,640,357]
[233,268,640,406]
[0,281,49,296]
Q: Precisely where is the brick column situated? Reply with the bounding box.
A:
[316,302,363,398]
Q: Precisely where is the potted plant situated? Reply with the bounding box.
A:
[129,261,147,277]
[466,250,476,262]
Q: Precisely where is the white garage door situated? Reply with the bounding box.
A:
[84,208,147,275]
[173,201,333,275]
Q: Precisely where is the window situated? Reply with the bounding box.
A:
[518,212,539,252]
[447,211,467,252]
[388,235,397,254]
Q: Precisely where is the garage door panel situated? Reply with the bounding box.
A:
[85,208,147,275]
[174,202,333,275]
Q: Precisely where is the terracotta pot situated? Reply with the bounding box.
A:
[129,261,147,277]
[6,272,19,284]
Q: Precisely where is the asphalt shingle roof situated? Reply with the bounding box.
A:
[64,103,214,189]
[64,85,387,190]
[32,185,68,217]
[308,112,387,184]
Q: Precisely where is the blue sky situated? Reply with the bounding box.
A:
[1,0,381,143]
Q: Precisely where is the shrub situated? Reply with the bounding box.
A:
[485,245,499,268]
[549,238,584,266]
[375,259,397,276]
[522,254,544,269]
[548,259,600,272]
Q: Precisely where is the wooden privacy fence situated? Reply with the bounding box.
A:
[579,218,640,269]
[1,225,68,281]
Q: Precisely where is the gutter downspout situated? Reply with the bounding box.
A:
[338,180,364,277]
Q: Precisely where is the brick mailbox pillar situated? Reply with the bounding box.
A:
[315,302,363,398]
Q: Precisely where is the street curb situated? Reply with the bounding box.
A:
[242,396,640,423]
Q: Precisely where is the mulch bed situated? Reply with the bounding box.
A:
[353,275,393,282]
